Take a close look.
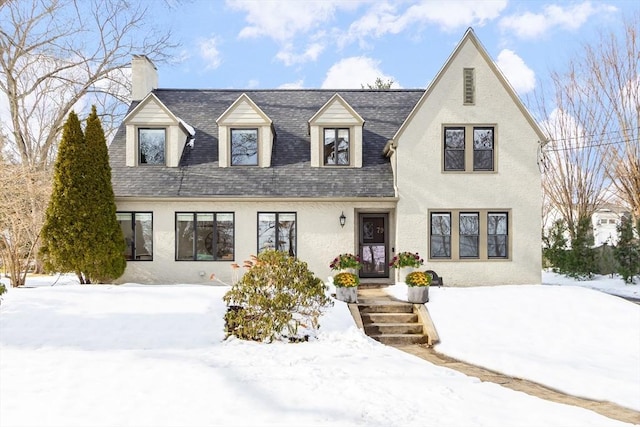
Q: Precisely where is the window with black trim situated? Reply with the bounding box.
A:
[443,125,495,172]
[473,127,494,171]
[429,210,510,260]
[138,128,165,165]
[444,127,465,171]
[117,212,153,260]
[258,212,296,256]
[176,212,234,261]
[459,212,479,258]
[488,212,508,258]
[231,128,258,165]
[324,128,350,166]
[430,213,451,258]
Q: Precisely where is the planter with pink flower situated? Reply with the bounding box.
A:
[389,251,424,283]
[329,253,362,303]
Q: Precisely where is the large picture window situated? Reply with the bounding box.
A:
[117,212,153,260]
[443,125,495,172]
[176,213,234,261]
[429,210,510,260]
[231,128,258,165]
[138,128,165,165]
[258,212,296,256]
[324,128,350,166]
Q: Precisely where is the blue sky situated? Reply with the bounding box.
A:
[149,0,636,97]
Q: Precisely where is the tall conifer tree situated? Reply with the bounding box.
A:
[82,106,126,282]
[40,111,88,281]
[614,216,640,284]
[40,108,126,283]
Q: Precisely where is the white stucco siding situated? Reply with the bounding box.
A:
[114,199,396,285]
[393,38,542,286]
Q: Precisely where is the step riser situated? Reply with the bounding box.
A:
[371,335,428,345]
[358,304,414,314]
[361,313,418,324]
[365,324,423,335]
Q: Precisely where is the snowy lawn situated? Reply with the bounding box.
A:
[0,274,639,427]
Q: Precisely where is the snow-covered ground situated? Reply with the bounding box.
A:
[1,273,638,427]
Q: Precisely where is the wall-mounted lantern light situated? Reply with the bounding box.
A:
[339,211,346,228]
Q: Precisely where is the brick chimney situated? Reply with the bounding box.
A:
[131,55,158,101]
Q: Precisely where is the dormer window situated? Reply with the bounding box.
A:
[217,94,273,168]
[309,94,364,168]
[324,128,350,166]
[138,128,165,165]
[231,128,258,166]
[124,93,194,168]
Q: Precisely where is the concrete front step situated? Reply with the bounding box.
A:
[360,312,418,324]
[369,333,428,345]
[364,322,424,335]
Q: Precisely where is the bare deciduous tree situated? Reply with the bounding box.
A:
[537,85,610,239]
[583,16,639,218]
[0,0,176,167]
[536,14,639,236]
[0,165,51,287]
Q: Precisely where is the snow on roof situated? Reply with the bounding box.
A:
[177,117,195,136]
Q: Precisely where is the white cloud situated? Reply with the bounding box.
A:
[228,0,346,42]
[198,37,222,70]
[278,80,305,89]
[342,0,507,46]
[276,42,325,66]
[246,79,259,89]
[499,2,618,39]
[541,108,585,149]
[227,0,363,65]
[321,56,399,89]
[495,49,536,95]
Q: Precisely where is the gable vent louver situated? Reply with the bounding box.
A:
[463,68,475,105]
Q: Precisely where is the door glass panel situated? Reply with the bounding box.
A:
[362,217,385,244]
[361,245,386,275]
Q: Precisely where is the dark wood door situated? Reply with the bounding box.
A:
[359,214,389,278]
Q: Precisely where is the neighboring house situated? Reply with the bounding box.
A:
[592,204,628,246]
[109,29,547,286]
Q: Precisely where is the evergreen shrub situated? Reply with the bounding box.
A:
[223,250,333,343]
[543,217,596,279]
[614,216,640,284]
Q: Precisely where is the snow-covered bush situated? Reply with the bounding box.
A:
[223,250,333,342]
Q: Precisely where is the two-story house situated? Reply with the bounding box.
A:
[109,29,547,286]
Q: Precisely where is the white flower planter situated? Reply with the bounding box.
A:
[407,286,429,303]
[336,286,358,303]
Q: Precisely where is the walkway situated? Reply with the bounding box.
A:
[356,287,640,425]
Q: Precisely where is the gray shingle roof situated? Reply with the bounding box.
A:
[109,89,424,198]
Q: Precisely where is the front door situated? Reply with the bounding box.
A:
[359,213,389,278]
